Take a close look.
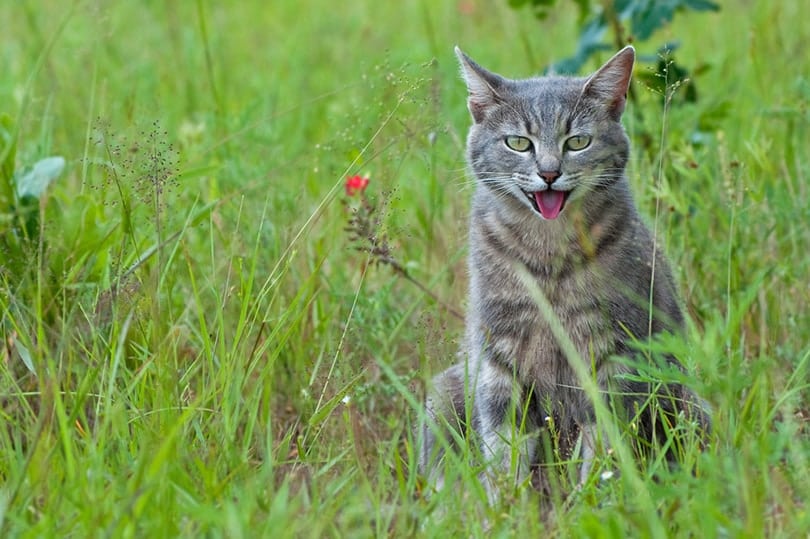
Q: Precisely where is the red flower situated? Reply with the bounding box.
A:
[345,175,369,196]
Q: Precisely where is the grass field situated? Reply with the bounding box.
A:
[1,1,809,537]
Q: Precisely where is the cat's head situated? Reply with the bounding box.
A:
[456,46,634,221]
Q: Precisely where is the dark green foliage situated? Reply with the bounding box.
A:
[0,114,64,286]
[509,0,719,109]
[509,0,591,21]
[623,0,720,41]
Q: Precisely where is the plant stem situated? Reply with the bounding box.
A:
[376,251,464,321]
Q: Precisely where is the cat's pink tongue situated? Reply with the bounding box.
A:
[534,190,565,220]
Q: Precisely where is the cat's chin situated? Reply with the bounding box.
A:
[523,189,570,220]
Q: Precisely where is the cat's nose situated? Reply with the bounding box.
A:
[538,170,561,185]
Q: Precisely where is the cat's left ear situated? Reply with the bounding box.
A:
[582,46,635,120]
[455,47,507,123]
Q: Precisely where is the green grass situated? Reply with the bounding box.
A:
[1,1,809,537]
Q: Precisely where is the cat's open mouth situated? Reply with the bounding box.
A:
[525,189,569,220]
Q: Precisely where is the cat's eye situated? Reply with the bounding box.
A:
[564,135,591,151]
[505,136,532,152]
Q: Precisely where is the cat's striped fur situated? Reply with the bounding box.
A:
[419,46,709,502]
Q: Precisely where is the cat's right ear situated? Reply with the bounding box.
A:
[582,45,635,120]
[455,47,506,123]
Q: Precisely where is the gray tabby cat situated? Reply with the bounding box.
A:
[419,46,709,503]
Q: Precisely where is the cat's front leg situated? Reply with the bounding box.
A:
[577,422,605,485]
[475,361,537,506]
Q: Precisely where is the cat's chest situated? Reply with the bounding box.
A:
[471,212,605,306]
[477,258,611,342]
[470,216,617,378]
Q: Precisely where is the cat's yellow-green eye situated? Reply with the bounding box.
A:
[564,135,591,151]
[505,136,532,152]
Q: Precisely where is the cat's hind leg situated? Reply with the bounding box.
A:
[418,363,468,492]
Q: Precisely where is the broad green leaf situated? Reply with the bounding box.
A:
[627,0,719,40]
[631,0,676,41]
[15,156,65,199]
[547,14,609,74]
[14,339,36,377]
[683,0,720,11]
